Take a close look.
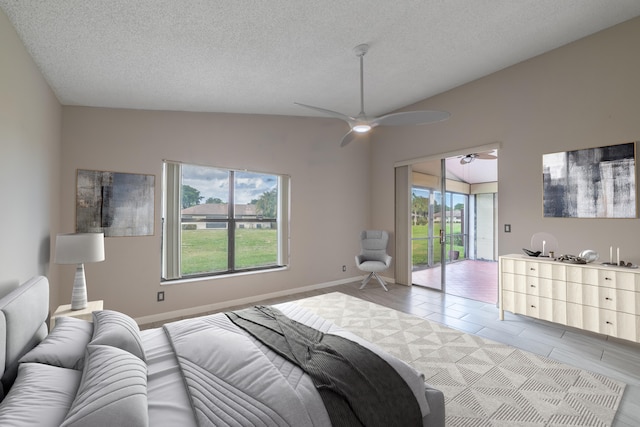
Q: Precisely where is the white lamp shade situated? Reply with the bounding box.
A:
[55,233,105,264]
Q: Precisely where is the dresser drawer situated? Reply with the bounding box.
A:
[567,266,640,290]
[598,309,637,341]
[518,260,565,280]
[502,290,515,312]
[614,271,640,292]
[599,287,638,314]
[566,303,637,341]
[528,277,566,300]
[566,283,637,314]
[536,296,567,324]
[502,290,527,315]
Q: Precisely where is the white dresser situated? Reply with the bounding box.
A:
[499,254,640,343]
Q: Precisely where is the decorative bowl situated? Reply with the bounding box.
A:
[578,249,599,263]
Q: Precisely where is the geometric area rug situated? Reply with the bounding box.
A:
[291,292,626,427]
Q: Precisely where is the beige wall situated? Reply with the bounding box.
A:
[372,17,640,276]
[60,107,370,317]
[4,7,640,319]
[0,9,62,307]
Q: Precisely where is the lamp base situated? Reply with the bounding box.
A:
[71,263,88,310]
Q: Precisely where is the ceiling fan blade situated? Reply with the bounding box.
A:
[294,102,355,123]
[373,110,450,127]
[340,130,358,147]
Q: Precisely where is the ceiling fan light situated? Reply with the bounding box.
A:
[460,155,473,164]
[353,123,371,133]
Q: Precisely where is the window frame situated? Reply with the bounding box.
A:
[162,161,290,282]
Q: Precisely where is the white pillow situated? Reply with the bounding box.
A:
[0,362,81,427]
[90,310,146,361]
[20,316,93,370]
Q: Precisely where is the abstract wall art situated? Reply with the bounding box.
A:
[76,169,155,236]
[542,142,636,218]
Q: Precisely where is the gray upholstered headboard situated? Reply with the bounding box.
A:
[0,276,49,398]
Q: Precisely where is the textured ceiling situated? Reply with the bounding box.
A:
[2,1,640,118]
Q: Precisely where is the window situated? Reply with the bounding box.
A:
[162,161,289,281]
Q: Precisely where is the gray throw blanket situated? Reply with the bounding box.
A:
[226,306,423,427]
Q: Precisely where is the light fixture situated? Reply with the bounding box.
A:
[55,233,105,310]
[460,155,474,164]
[352,122,372,133]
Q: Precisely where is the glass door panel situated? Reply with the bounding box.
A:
[475,193,495,260]
[445,192,468,262]
[411,163,444,290]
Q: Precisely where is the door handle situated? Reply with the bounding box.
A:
[439,229,445,244]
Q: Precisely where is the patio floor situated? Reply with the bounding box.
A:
[411,259,498,304]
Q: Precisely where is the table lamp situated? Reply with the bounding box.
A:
[55,233,105,310]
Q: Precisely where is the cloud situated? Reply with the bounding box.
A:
[182,165,277,204]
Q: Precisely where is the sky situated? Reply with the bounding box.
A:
[182,164,277,204]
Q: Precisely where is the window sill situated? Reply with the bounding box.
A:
[161,265,289,286]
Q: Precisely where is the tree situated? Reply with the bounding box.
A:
[255,190,277,218]
[412,193,429,225]
[182,185,203,208]
[433,199,441,214]
[206,197,223,204]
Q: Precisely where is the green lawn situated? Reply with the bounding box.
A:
[181,224,464,275]
[181,228,277,275]
[412,224,465,266]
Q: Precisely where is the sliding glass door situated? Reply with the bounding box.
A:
[411,185,443,289]
[398,143,499,301]
[410,158,471,291]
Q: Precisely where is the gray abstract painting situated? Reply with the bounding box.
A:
[543,142,636,218]
[76,170,155,236]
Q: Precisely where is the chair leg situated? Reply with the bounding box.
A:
[373,273,388,291]
[360,272,374,289]
[360,272,388,291]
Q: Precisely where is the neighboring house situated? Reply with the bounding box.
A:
[433,209,462,223]
[181,203,274,229]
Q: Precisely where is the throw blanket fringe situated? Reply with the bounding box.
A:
[226,306,422,427]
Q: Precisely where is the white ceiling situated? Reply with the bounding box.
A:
[445,154,498,185]
[412,150,498,185]
[2,1,640,119]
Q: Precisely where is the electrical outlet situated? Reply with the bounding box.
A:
[157,291,165,302]
[504,224,511,233]
[342,265,347,272]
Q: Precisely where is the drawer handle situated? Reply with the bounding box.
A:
[530,268,536,271]
[605,277,612,281]
[605,297,612,301]
[606,321,613,325]
[530,305,536,308]
[530,285,536,288]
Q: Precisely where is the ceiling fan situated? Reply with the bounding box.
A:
[295,44,451,147]
[460,152,498,164]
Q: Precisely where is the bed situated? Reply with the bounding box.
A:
[0,276,445,426]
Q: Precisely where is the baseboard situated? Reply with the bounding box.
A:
[135,276,369,326]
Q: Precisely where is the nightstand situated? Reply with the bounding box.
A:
[50,300,103,329]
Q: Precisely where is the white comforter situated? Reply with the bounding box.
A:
[143,302,431,427]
